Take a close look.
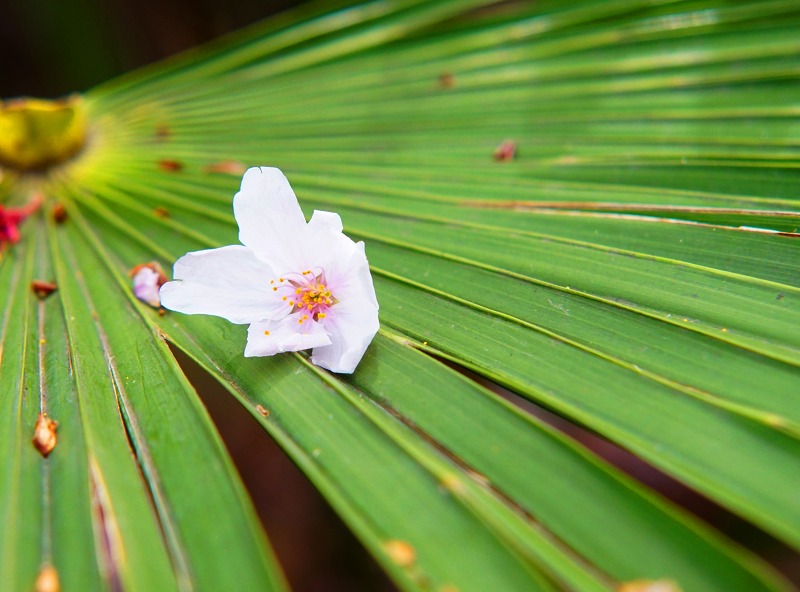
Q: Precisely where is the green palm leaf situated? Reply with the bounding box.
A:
[2,1,798,590]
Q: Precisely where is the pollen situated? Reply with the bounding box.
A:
[264,330,270,336]
[270,280,274,284]
[272,287,277,291]
[281,269,337,324]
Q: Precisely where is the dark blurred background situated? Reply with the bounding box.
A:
[0,0,306,97]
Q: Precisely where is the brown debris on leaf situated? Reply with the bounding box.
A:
[52,203,68,224]
[158,159,183,172]
[439,473,465,495]
[439,72,455,89]
[384,539,416,568]
[618,580,683,592]
[155,124,171,140]
[34,565,60,592]
[32,413,58,458]
[153,206,171,218]
[203,160,247,176]
[31,280,58,299]
[493,140,517,161]
[256,404,270,417]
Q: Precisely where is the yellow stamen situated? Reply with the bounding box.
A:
[318,313,326,319]
[264,330,270,336]
[272,287,277,291]
[282,296,287,301]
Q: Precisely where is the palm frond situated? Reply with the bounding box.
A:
[2,1,798,590]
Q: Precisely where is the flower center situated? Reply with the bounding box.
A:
[270,268,336,324]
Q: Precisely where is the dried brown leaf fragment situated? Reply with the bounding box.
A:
[384,539,416,567]
[31,280,58,299]
[34,565,60,592]
[155,124,171,140]
[158,159,184,172]
[204,160,247,175]
[493,140,517,161]
[32,413,58,457]
[52,203,68,224]
[438,72,455,89]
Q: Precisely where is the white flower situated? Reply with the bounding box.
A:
[159,167,379,374]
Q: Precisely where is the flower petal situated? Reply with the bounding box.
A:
[303,212,363,282]
[245,314,331,357]
[327,241,379,310]
[310,299,379,373]
[234,167,309,271]
[308,209,343,234]
[160,245,283,324]
[311,246,379,373]
[132,267,162,307]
